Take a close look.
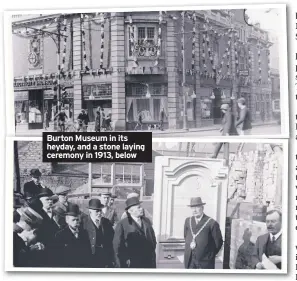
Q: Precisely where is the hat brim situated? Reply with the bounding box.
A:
[87,206,104,210]
[64,212,80,217]
[125,201,142,211]
[187,203,206,207]
[56,191,70,196]
[37,193,55,199]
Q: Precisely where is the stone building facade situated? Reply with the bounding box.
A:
[12,10,273,131]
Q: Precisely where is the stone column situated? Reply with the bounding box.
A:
[167,17,180,129]
[111,13,126,131]
[250,44,257,118]
[72,16,83,118]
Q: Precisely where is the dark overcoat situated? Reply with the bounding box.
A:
[184,214,223,269]
[53,226,92,268]
[103,207,119,227]
[36,209,60,267]
[113,216,157,268]
[23,180,43,199]
[82,215,115,267]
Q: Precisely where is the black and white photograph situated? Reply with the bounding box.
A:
[4,5,288,137]
[6,138,288,273]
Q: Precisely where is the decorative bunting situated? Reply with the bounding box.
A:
[154,11,163,66]
[61,16,67,73]
[128,15,138,67]
[100,13,105,69]
[81,14,89,71]
[181,11,185,71]
[191,12,196,74]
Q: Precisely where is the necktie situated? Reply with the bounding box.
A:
[271,235,275,243]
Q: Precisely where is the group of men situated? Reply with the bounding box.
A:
[13,169,282,270]
[13,168,156,268]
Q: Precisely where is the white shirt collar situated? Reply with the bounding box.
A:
[131,215,141,225]
[194,214,204,223]
[270,230,282,241]
[43,207,52,217]
[69,226,79,237]
[91,217,101,227]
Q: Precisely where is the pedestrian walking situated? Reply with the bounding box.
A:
[236,98,252,135]
[134,111,143,131]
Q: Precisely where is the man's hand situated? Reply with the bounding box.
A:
[269,255,281,265]
[255,262,265,269]
[126,259,131,267]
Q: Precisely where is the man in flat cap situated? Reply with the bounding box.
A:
[236,97,252,135]
[36,188,60,266]
[13,206,44,267]
[23,169,45,200]
[52,206,67,230]
[82,198,115,268]
[113,197,156,268]
[184,197,223,269]
[54,204,91,267]
[100,191,119,228]
[53,185,75,212]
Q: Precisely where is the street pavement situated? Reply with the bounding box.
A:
[15,122,281,137]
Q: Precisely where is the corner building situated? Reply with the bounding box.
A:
[12,10,273,131]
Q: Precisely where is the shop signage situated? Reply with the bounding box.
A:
[83,84,112,99]
[15,91,28,101]
[239,70,249,76]
[14,80,55,88]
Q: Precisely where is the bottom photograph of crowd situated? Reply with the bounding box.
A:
[8,139,287,272]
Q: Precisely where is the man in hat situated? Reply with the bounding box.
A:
[108,194,117,208]
[100,191,119,228]
[219,103,238,136]
[236,97,252,135]
[36,188,60,266]
[54,204,92,267]
[53,185,75,212]
[54,107,68,132]
[23,169,44,200]
[13,206,44,267]
[82,198,115,268]
[52,206,67,230]
[251,209,282,270]
[113,197,156,268]
[184,197,223,269]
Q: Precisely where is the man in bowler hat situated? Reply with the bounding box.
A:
[23,169,45,199]
[113,197,156,268]
[54,204,92,267]
[82,198,115,267]
[184,197,223,269]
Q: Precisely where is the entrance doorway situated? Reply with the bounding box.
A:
[213,89,223,125]
[28,90,43,129]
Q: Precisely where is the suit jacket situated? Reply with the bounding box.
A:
[53,226,92,268]
[221,110,238,136]
[82,215,115,267]
[184,214,223,269]
[103,207,119,227]
[251,233,282,269]
[23,180,43,199]
[113,216,157,268]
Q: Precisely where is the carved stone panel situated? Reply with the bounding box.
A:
[153,156,228,268]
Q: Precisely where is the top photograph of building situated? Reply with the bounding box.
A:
[8,6,288,137]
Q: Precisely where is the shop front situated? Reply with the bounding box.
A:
[125,83,168,130]
[14,79,74,130]
[82,83,112,122]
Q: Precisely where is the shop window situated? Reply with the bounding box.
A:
[201,97,212,119]
[272,99,280,111]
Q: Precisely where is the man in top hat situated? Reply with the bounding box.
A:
[35,188,60,266]
[184,197,223,269]
[13,206,44,267]
[251,209,282,270]
[53,185,75,212]
[82,198,115,268]
[100,191,119,228]
[113,197,156,268]
[54,204,92,267]
[23,169,45,200]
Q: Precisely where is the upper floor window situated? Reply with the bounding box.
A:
[128,24,159,58]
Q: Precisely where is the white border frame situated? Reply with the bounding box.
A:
[3,4,289,138]
[5,137,288,274]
